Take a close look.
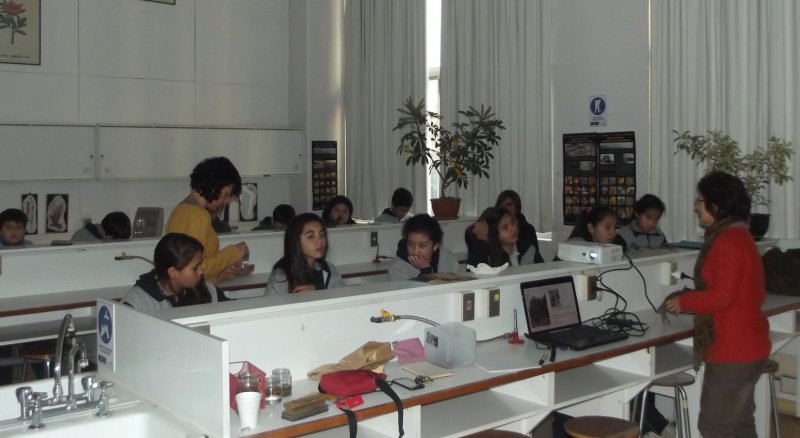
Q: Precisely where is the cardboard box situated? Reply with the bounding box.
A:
[230,361,267,412]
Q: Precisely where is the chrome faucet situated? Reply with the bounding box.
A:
[51,314,74,402]
[65,338,88,409]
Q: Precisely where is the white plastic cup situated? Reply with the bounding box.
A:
[235,391,262,430]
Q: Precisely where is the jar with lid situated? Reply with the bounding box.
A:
[272,368,292,397]
[264,376,282,404]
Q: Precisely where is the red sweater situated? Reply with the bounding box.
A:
[678,227,770,364]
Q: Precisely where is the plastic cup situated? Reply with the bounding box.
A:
[235,391,262,430]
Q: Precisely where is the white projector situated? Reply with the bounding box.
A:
[557,242,624,264]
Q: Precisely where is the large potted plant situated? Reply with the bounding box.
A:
[394,97,506,218]
[674,130,793,238]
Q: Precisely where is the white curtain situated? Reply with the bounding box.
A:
[440,0,553,230]
[651,0,800,240]
[343,0,427,220]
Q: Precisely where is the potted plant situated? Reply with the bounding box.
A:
[394,97,506,218]
[674,130,793,238]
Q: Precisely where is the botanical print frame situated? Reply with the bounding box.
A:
[0,0,40,65]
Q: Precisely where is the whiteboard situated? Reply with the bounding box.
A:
[97,126,303,179]
[0,124,96,180]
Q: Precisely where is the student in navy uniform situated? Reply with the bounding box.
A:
[322,195,356,226]
[566,206,628,251]
[617,194,667,249]
[467,207,538,268]
[252,204,296,231]
[375,187,413,223]
[388,214,460,280]
[266,213,343,295]
[71,211,132,242]
[122,233,229,313]
[495,190,545,263]
[0,208,33,248]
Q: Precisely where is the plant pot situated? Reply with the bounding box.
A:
[431,198,461,220]
[749,213,770,240]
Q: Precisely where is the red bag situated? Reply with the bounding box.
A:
[319,370,385,398]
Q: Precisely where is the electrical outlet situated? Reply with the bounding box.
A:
[461,291,475,321]
[488,288,501,317]
[370,231,378,247]
[660,262,677,286]
[574,274,598,301]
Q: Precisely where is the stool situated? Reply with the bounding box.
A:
[564,416,639,438]
[639,371,694,438]
[763,359,781,438]
[465,431,529,437]
[17,341,58,381]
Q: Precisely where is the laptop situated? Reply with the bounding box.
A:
[520,276,628,350]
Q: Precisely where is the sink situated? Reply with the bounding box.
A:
[0,402,207,438]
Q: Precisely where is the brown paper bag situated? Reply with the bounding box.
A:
[307,341,396,380]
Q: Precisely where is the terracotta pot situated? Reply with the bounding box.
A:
[749,213,770,240]
[430,198,461,220]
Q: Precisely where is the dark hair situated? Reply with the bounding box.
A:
[189,157,242,203]
[101,211,131,239]
[402,214,443,243]
[391,187,413,208]
[484,207,514,267]
[273,213,327,291]
[569,206,618,242]
[632,194,666,217]
[322,196,354,225]
[0,208,27,226]
[272,204,296,226]
[697,171,751,221]
[153,233,211,305]
[495,190,522,216]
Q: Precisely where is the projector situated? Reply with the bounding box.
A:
[557,242,623,264]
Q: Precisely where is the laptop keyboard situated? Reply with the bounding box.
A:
[540,326,628,350]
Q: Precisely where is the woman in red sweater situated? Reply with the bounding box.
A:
[666,171,769,437]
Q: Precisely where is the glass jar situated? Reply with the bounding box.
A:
[272,368,292,397]
[236,373,261,394]
[264,376,282,405]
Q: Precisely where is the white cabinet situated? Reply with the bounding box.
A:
[0,124,95,180]
[96,126,303,179]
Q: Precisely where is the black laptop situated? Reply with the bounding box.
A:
[520,276,628,350]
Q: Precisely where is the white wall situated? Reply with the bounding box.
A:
[550,0,650,239]
[0,0,310,243]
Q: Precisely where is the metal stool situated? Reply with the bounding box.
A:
[763,359,781,438]
[564,416,639,438]
[17,341,57,380]
[639,371,694,438]
[466,431,529,437]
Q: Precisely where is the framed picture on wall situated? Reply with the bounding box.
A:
[0,0,41,65]
[143,0,176,4]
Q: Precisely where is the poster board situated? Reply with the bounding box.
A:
[311,141,338,210]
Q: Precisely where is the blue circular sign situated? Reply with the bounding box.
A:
[98,305,113,344]
[590,97,606,115]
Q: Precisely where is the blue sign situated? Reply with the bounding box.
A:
[590,97,606,116]
[98,305,113,345]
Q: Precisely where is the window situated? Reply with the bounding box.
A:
[426,0,442,202]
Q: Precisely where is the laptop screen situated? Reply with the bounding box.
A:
[520,276,582,336]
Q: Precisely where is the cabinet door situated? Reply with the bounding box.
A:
[0,125,95,180]
[97,126,303,179]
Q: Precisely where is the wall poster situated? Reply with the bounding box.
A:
[311,141,338,211]
[563,131,636,225]
[0,0,40,65]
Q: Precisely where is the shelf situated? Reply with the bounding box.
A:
[653,343,693,375]
[554,364,642,404]
[421,390,547,437]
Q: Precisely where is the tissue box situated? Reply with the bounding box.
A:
[424,322,476,368]
[229,361,267,412]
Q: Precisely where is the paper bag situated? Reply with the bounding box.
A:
[229,361,266,412]
[307,341,396,380]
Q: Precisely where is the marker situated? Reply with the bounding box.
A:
[538,353,548,366]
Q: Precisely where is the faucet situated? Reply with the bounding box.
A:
[65,338,88,409]
[51,314,75,403]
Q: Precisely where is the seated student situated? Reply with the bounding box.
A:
[617,194,667,249]
[495,190,545,263]
[252,204,296,231]
[71,211,132,242]
[388,214,460,280]
[467,207,538,268]
[122,233,230,313]
[322,195,356,226]
[265,213,343,295]
[0,208,32,248]
[567,206,627,251]
[375,187,413,223]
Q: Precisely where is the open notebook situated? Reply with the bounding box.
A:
[520,276,628,350]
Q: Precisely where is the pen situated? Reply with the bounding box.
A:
[538,353,548,366]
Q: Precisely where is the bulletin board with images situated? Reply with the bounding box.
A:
[311,141,338,210]
[562,131,636,225]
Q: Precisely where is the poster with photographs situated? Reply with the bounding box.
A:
[21,193,37,234]
[597,131,636,222]
[563,132,599,225]
[45,194,68,233]
[311,141,338,210]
